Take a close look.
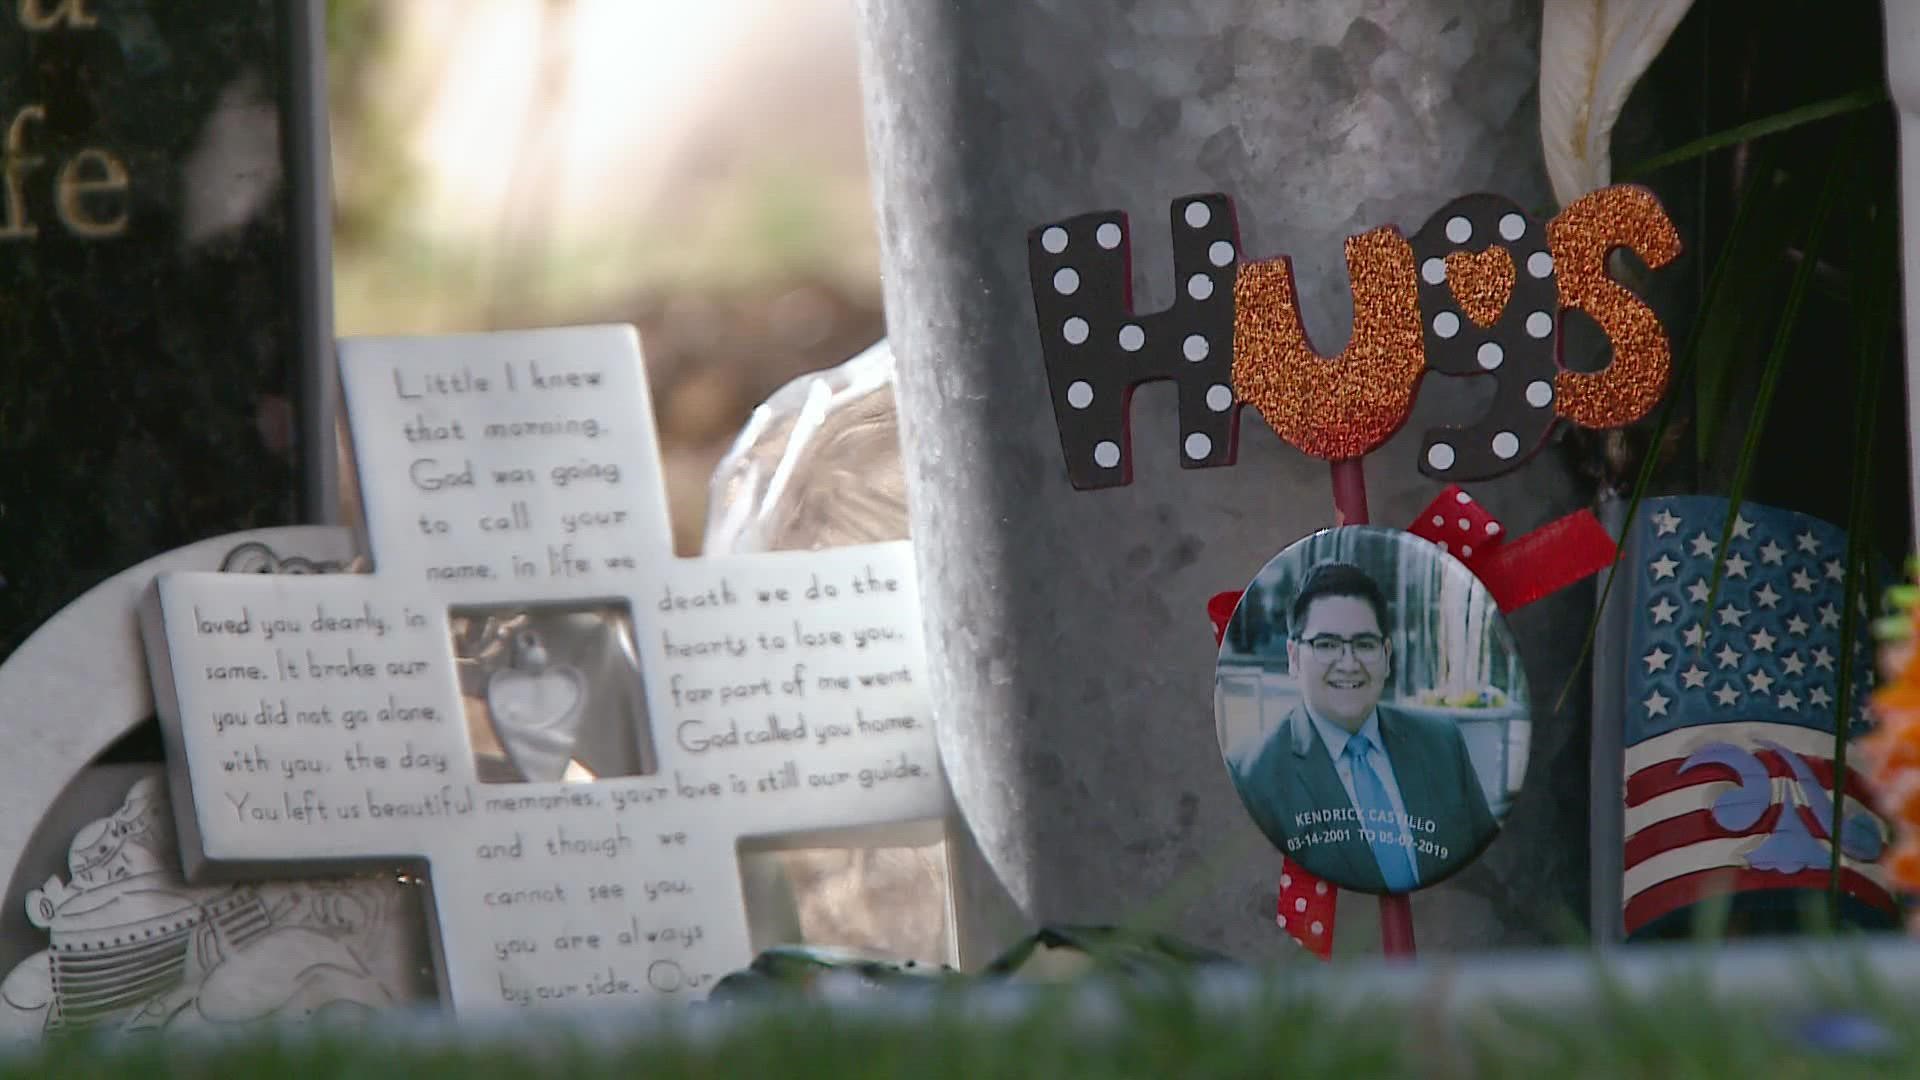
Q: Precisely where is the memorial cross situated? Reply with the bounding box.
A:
[141,325,947,1011]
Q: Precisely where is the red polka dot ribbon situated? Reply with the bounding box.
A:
[1402,487,1617,612]
[1208,486,1617,959]
[1277,864,1338,959]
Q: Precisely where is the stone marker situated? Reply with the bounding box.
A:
[0,0,330,662]
[855,0,1591,960]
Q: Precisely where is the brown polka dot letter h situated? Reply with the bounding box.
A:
[1027,195,1241,490]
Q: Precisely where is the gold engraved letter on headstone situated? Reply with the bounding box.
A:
[0,105,43,240]
[55,148,128,238]
[17,0,97,31]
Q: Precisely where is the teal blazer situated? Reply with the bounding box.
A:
[1230,702,1498,892]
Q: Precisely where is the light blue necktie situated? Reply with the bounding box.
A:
[1343,737,1419,892]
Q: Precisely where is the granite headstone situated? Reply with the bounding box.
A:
[0,0,329,661]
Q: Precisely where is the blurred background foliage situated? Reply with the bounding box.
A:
[322,0,886,554]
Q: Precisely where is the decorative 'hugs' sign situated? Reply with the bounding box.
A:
[1027,185,1679,487]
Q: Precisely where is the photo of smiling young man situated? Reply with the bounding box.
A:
[1216,529,1525,893]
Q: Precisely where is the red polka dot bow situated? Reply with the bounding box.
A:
[1403,487,1616,612]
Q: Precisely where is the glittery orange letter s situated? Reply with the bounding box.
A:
[1548,185,1682,429]
[1230,229,1426,460]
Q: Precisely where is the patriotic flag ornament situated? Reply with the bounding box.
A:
[1619,496,1896,937]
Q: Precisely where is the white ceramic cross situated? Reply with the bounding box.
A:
[140,325,947,1012]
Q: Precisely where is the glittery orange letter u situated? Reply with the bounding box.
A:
[1547,185,1682,429]
[1230,229,1426,460]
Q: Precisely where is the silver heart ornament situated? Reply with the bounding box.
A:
[486,662,587,782]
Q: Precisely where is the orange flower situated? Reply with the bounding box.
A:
[1888,840,1920,892]
[1864,721,1920,775]
[1869,575,1920,901]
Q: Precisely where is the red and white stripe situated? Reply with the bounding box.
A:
[1622,722,1894,935]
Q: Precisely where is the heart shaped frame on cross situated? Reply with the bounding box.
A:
[484,630,590,783]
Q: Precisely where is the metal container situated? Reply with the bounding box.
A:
[855,1,1596,962]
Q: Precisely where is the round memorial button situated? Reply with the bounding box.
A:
[1213,526,1528,894]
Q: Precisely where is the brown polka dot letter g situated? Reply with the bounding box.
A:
[1409,194,1564,481]
[1027,195,1242,491]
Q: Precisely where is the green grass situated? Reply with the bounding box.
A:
[7,961,1920,1079]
